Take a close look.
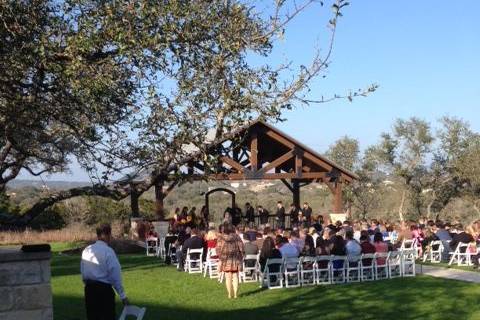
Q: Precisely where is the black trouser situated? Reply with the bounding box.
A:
[85,280,115,320]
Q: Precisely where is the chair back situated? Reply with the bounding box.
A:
[284,257,300,271]
[300,256,317,270]
[265,258,284,273]
[361,253,376,267]
[375,252,389,266]
[187,248,203,260]
[118,305,146,320]
[206,248,218,260]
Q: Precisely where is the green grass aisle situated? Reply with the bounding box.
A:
[52,254,480,320]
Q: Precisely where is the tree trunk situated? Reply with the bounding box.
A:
[398,190,406,222]
[426,191,436,219]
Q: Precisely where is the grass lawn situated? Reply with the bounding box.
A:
[51,252,480,320]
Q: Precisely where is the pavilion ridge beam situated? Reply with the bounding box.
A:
[303,151,333,171]
[265,129,295,149]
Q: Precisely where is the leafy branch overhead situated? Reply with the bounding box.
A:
[0,0,375,224]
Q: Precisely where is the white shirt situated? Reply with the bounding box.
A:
[80,240,126,299]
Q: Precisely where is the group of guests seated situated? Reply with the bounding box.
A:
[169,216,480,270]
[159,216,480,296]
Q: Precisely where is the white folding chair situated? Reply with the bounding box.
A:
[315,256,332,285]
[330,255,346,284]
[284,257,301,288]
[203,248,220,279]
[388,251,402,278]
[360,253,376,282]
[374,252,389,280]
[118,305,146,320]
[402,249,416,277]
[145,237,158,257]
[401,239,421,258]
[242,254,260,282]
[185,248,203,274]
[262,258,284,289]
[346,255,361,283]
[449,243,475,266]
[422,240,443,263]
[157,237,166,259]
[300,256,316,286]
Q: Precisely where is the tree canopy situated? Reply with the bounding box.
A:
[1,0,378,225]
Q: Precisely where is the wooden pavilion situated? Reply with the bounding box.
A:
[130,120,358,219]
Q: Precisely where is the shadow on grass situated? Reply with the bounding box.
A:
[53,276,480,320]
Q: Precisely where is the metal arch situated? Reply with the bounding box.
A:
[205,187,236,220]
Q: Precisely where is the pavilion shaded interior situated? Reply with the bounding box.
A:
[130,120,358,218]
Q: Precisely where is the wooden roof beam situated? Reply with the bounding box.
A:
[257,150,295,175]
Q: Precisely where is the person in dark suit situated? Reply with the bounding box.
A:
[449,224,474,252]
[245,202,255,226]
[180,227,204,271]
[258,205,269,225]
[301,202,313,227]
[289,203,299,228]
[276,201,285,229]
[232,205,242,226]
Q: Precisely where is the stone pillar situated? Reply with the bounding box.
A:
[0,248,53,320]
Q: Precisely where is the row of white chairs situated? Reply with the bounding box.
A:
[181,247,416,290]
[259,250,416,289]
[418,239,478,266]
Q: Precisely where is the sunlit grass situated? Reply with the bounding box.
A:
[51,253,480,320]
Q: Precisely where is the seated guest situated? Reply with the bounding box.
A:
[450,224,475,252]
[180,227,204,271]
[360,233,377,266]
[301,234,315,256]
[243,233,259,268]
[330,235,346,256]
[278,235,299,259]
[205,229,218,249]
[330,235,346,269]
[205,229,218,259]
[315,237,330,256]
[309,227,319,247]
[244,234,259,256]
[373,232,388,257]
[435,221,452,241]
[345,230,361,262]
[360,234,376,254]
[290,230,304,254]
[259,237,282,272]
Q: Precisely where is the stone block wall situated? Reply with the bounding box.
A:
[0,248,53,320]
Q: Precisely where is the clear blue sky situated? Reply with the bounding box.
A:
[21,1,480,182]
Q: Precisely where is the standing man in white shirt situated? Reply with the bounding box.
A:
[81,224,129,320]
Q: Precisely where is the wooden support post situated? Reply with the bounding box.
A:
[295,150,303,178]
[130,184,139,218]
[333,182,343,213]
[250,133,258,171]
[155,180,165,220]
[292,180,300,208]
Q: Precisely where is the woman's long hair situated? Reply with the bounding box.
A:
[260,237,275,260]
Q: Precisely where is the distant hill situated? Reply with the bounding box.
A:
[7,179,91,190]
